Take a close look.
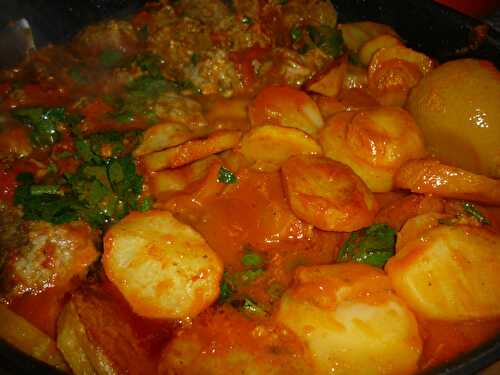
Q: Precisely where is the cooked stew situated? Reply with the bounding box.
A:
[0,1,499,374]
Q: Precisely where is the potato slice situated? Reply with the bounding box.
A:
[159,307,314,375]
[204,97,251,131]
[368,46,434,106]
[133,122,201,157]
[103,210,223,319]
[369,45,434,77]
[238,125,321,172]
[386,219,500,320]
[339,22,399,52]
[143,130,241,171]
[343,64,368,89]
[249,85,324,135]
[394,158,500,205]
[320,107,427,192]
[281,155,377,232]
[359,34,402,66]
[305,55,348,97]
[150,155,220,200]
[57,286,158,375]
[0,304,69,372]
[277,263,422,375]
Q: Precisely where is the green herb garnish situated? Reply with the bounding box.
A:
[100,49,124,68]
[307,25,344,57]
[241,298,266,316]
[290,26,302,42]
[241,16,253,25]
[68,66,89,84]
[12,107,69,147]
[217,166,237,184]
[463,202,491,225]
[191,53,200,66]
[337,224,396,268]
[241,247,264,267]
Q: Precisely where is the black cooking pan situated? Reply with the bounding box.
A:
[0,0,499,374]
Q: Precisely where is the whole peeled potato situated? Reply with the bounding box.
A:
[407,59,500,177]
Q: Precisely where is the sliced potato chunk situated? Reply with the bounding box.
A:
[150,155,220,200]
[57,286,158,375]
[238,125,321,172]
[386,218,500,320]
[277,263,422,375]
[0,304,69,372]
[133,122,201,157]
[359,34,402,66]
[143,130,241,172]
[281,155,377,232]
[305,55,348,97]
[394,158,500,206]
[103,210,223,319]
[368,46,434,106]
[249,85,324,135]
[320,107,427,192]
[369,45,434,77]
[159,307,314,375]
[339,22,399,52]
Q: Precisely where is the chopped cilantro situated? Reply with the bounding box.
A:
[267,282,285,301]
[290,26,302,42]
[126,75,179,99]
[47,163,58,174]
[191,53,200,66]
[30,185,61,195]
[241,298,266,316]
[337,224,396,268]
[14,173,81,224]
[68,66,89,84]
[242,16,253,25]
[218,272,234,304]
[100,49,124,68]
[307,25,344,57]
[15,136,145,229]
[138,196,154,212]
[134,53,162,76]
[137,25,149,41]
[111,110,135,124]
[239,269,265,283]
[217,166,237,184]
[463,202,490,225]
[12,107,68,147]
[56,151,74,160]
[241,247,264,267]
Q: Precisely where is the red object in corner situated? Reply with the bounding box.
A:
[434,0,499,18]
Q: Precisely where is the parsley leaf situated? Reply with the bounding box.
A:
[463,202,490,225]
[69,66,89,84]
[134,53,163,77]
[218,272,234,304]
[307,25,344,57]
[12,107,67,147]
[336,224,396,268]
[290,26,302,42]
[126,75,179,99]
[14,173,81,224]
[100,49,124,68]
[240,298,266,316]
[241,247,264,267]
[217,166,237,184]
